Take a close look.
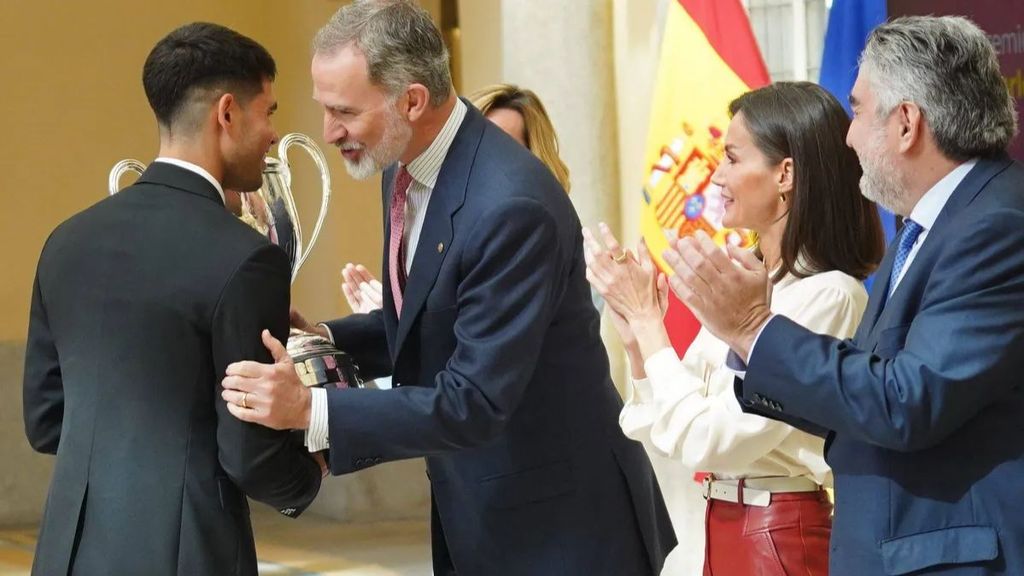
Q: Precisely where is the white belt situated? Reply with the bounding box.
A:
[701,476,821,507]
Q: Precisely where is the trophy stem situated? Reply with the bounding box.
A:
[277,133,332,279]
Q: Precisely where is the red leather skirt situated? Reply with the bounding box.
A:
[703,489,832,576]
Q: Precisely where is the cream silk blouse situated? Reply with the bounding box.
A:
[620,269,869,485]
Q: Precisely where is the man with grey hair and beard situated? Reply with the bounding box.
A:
[219,1,676,574]
[654,14,1024,575]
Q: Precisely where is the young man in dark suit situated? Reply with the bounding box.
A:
[23,22,323,576]
[666,15,1024,575]
[220,1,676,574]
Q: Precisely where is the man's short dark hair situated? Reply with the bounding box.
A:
[143,22,276,132]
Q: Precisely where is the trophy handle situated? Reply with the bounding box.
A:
[108,159,147,195]
[277,133,331,276]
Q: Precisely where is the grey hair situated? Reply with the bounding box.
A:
[860,15,1017,160]
[313,0,452,107]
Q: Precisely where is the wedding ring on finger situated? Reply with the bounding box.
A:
[612,250,628,263]
[241,391,250,410]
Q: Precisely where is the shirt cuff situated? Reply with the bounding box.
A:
[318,322,335,344]
[305,387,330,452]
[626,375,655,405]
[724,349,747,380]
[643,347,686,402]
[744,314,775,365]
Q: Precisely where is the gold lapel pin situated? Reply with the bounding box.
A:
[437,242,444,253]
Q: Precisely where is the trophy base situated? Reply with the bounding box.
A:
[287,328,362,389]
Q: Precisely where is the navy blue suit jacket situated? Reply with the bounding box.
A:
[323,101,675,575]
[738,156,1024,575]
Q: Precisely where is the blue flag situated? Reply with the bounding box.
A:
[820,0,887,116]
[820,0,896,288]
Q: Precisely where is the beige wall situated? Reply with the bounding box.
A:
[455,0,662,390]
[454,0,660,248]
[1,0,384,343]
[0,5,460,339]
[457,0,502,95]
[613,0,662,248]
[0,0,433,526]
[0,341,48,524]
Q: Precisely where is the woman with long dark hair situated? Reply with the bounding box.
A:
[585,82,884,575]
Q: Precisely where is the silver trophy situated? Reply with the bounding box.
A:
[109,133,362,390]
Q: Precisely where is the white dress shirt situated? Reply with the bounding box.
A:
[306,99,468,451]
[152,157,226,205]
[889,159,976,292]
[621,268,867,575]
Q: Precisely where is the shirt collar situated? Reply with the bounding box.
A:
[401,98,467,190]
[907,159,978,231]
[153,157,226,205]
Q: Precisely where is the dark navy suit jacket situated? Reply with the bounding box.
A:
[23,164,322,576]
[323,101,675,575]
[738,156,1024,575]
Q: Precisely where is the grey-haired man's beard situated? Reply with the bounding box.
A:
[858,130,906,215]
[341,109,412,181]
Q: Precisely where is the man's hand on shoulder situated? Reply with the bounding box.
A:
[222,329,312,430]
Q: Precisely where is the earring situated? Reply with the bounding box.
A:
[779,190,787,202]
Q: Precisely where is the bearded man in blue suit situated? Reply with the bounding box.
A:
[219,1,675,574]
[664,15,1024,576]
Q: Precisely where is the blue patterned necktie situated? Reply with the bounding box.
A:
[888,219,924,298]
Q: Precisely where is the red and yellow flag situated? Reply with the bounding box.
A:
[641,0,769,352]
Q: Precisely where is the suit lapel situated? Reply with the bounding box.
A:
[856,235,899,342]
[858,156,1012,345]
[388,100,485,359]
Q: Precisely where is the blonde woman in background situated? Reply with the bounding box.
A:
[339,83,573,312]
[470,83,571,192]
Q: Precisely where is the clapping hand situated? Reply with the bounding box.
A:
[582,223,667,326]
[583,223,670,362]
[662,231,771,360]
[341,263,383,314]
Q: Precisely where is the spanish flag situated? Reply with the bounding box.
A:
[641,0,769,352]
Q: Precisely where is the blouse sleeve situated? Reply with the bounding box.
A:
[619,331,715,443]
[639,277,865,474]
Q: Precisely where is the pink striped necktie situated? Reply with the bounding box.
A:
[388,166,413,316]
